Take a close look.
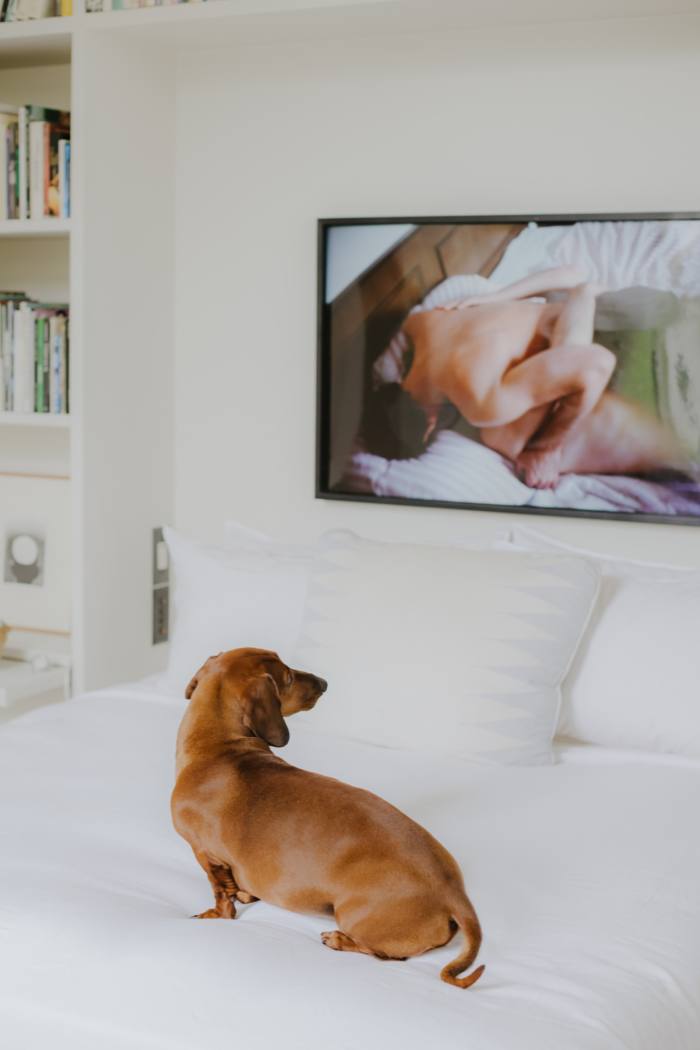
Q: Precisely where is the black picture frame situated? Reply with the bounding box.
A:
[316,213,700,527]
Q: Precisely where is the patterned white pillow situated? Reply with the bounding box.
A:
[294,532,600,765]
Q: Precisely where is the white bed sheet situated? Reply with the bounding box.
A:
[1,681,699,1050]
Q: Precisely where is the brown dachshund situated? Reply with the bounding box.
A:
[171,647,484,988]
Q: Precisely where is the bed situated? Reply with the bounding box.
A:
[2,676,699,1050]
[336,219,700,515]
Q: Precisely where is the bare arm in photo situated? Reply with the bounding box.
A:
[439,265,596,311]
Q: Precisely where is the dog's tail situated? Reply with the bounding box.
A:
[440,900,484,989]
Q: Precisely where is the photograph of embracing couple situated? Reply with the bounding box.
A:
[319,218,700,521]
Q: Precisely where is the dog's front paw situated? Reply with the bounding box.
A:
[192,907,235,919]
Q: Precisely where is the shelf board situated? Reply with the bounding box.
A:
[0,1,691,62]
[0,16,72,67]
[0,218,70,238]
[82,0,385,29]
[80,0,697,48]
[0,411,71,428]
[0,657,69,709]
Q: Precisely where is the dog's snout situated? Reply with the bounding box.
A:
[317,677,328,694]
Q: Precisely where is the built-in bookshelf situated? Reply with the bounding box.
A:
[0,0,390,700]
[0,34,71,707]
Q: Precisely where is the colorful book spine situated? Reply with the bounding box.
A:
[42,317,50,411]
[29,120,44,220]
[58,139,70,218]
[13,303,33,414]
[2,106,70,222]
[49,316,58,413]
[7,121,19,219]
[18,107,28,221]
[0,295,69,415]
[0,106,19,221]
[35,315,44,412]
[60,315,68,413]
[25,107,70,219]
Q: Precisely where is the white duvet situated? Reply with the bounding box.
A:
[1,682,700,1050]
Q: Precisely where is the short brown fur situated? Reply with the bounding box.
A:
[171,647,484,988]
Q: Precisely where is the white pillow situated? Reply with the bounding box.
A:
[224,520,314,560]
[163,527,309,695]
[294,531,600,765]
[494,526,700,758]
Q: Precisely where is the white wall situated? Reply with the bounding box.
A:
[174,14,700,566]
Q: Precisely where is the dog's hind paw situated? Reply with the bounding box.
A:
[235,891,258,904]
[321,930,366,953]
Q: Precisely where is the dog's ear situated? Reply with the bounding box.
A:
[185,652,223,700]
[244,674,290,747]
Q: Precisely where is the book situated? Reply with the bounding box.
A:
[11,0,56,19]
[0,293,29,411]
[24,107,70,219]
[49,315,58,412]
[58,139,70,218]
[42,317,50,412]
[13,303,34,414]
[0,295,69,415]
[47,123,67,216]
[35,315,44,413]
[18,107,29,220]
[7,121,19,219]
[29,120,44,220]
[0,105,19,221]
[58,315,68,413]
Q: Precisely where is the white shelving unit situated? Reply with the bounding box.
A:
[0,657,69,709]
[0,0,691,702]
[0,411,71,428]
[0,32,73,708]
[0,218,70,238]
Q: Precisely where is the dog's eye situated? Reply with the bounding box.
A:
[285,671,293,687]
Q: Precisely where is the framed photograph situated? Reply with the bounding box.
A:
[316,214,700,525]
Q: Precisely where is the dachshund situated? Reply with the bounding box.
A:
[171,647,484,988]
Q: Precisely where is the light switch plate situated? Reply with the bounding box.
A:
[153,584,169,646]
[152,527,169,645]
[152,527,169,587]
